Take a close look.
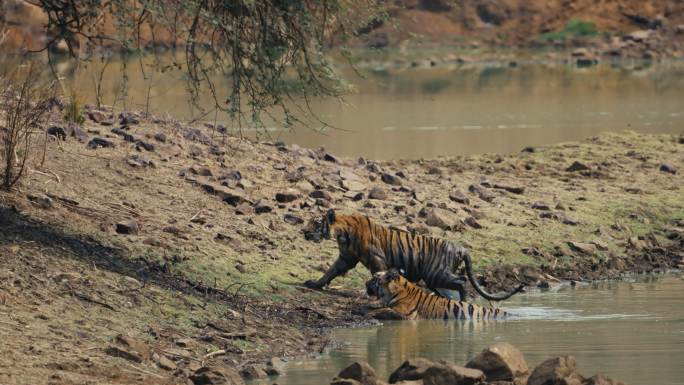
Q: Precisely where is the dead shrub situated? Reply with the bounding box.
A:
[0,63,56,190]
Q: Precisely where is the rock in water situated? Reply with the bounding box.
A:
[465,342,529,381]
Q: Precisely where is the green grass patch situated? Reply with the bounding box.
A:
[539,19,598,42]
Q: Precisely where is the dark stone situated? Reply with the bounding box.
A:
[104,346,142,363]
[309,190,332,200]
[493,183,525,194]
[323,153,338,163]
[449,189,470,204]
[70,125,89,143]
[119,112,140,125]
[111,128,136,142]
[275,189,300,203]
[337,362,377,385]
[136,140,155,152]
[368,187,387,200]
[389,358,436,383]
[153,132,167,142]
[182,127,212,144]
[88,110,107,124]
[283,213,304,225]
[659,163,677,174]
[527,356,583,385]
[190,365,243,385]
[254,200,273,214]
[88,138,116,149]
[116,220,139,235]
[531,202,551,210]
[465,342,529,381]
[464,217,482,229]
[381,173,402,186]
[468,184,495,202]
[47,126,67,141]
[566,161,590,172]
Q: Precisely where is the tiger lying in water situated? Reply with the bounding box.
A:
[303,209,524,301]
[366,269,510,320]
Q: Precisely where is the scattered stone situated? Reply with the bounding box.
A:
[217,188,249,206]
[284,213,304,225]
[464,217,482,229]
[566,161,590,172]
[422,362,484,385]
[190,165,213,176]
[449,189,470,204]
[111,127,136,142]
[276,189,300,203]
[531,202,551,211]
[126,155,155,168]
[323,153,338,163]
[493,183,525,194]
[337,362,377,385]
[47,126,67,140]
[235,203,254,215]
[310,190,332,200]
[381,173,402,186]
[425,208,453,230]
[465,342,529,381]
[526,356,584,385]
[368,187,387,200]
[119,112,140,126]
[659,163,677,174]
[115,220,139,235]
[104,346,142,363]
[136,140,155,152]
[628,236,649,251]
[240,365,268,380]
[88,110,107,124]
[26,193,53,209]
[344,191,364,201]
[254,200,273,214]
[625,30,652,42]
[584,373,625,385]
[479,176,492,188]
[87,138,115,149]
[189,145,203,157]
[70,125,89,143]
[182,127,211,144]
[366,162,383,174]
[568,241,597,255]
[157,355,177,371]
[116,334,150,361]
[468,184,495,202]
[389,358,436,383]
[190,365,243,385]
[153,133,167,142]
[342,179,367,191]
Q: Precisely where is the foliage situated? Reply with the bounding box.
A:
[0,63,56,190]
[63,91,85,125]
[539,19,598,42]
[34,0,385,131]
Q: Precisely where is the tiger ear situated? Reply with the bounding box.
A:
[399,268,406,276]
[325,208,336,224]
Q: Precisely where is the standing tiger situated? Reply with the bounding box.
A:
[303,209,524,301]
[366,269,511,320]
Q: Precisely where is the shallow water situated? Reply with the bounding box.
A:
[20,57,684,159]
[255,274,684,385]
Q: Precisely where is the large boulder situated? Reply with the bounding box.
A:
[466,342,529,381]
[389,358,435,383]
[422,362,484,385]
[526,356,584,385]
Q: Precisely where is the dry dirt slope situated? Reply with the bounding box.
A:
[0,105,683,384]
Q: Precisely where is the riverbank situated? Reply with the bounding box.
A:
[0,104,682,384]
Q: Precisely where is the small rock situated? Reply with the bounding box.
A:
[584,373,626,385]
[493,183,525,194]
[235,264,247,274]
[276,189,300,203]
[381,173,402,186]
[468,184,495,202]
[190,365,243,385]
[340,169,362,181]
[26,193,53,209]
[389,358,436,383]
[189,145,203,157]
[568,241,597,255]
[115,334,150,361]
[158,355,177,371]
[323,153,338,163]
[659,163,677,174]
[449,190,470,204]
[425,208,452,230]
[284,213,304,225]
[566,161,590,172]
[628,236,648,251]
[310,189,332,200]
[104,346,142,363]
[625,30,652,42]
[235,203,254,215]
[254,200,273,214]
[135,140,155,152]
[342,179,366,191]
[111,127,136,142]
[126,154,155,168]
[526,356,584,385]
[344,191,364,201]
[47,126,67,140]
[465,342,529,381]
[119,112,140,125]
[88,110,107,123]
[330,379,361,385]
[368,187,387,200]
[217,188,249,206]
[531,202,551,211]
[239,365,268,380]
[116,220,139,235]
[153,132,167,142]
[70,125,89,143]
[464,217,482,229]
[423,362,484,385]
[87,138,115,149]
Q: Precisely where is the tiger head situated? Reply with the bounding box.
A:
[303,208,336,243]
[366,269,407,303]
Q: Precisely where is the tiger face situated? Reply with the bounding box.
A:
[366,269,405,302]
[303,209,336,243]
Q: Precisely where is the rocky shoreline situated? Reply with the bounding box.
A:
[0,102,682,384]
[329,342,624,385]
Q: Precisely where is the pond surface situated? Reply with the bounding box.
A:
[26,57,684,159]
[255,274,684,385]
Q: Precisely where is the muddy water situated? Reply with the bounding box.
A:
[255,274,684,385]
[44,58,684,159]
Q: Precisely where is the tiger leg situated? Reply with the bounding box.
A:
[429,272,467,301]
[304,256,358,289]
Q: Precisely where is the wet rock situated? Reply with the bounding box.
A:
[191,365,243,385]
[27,193,53,209]
[584,374,625,385]
[468,184,495,202]
[239,365,267,380]
[337,362,378,385]
[449,189,470,204]
[284,213,304,225]
[381,173,402,186]
[389,358,436,382]
[493,183,525,194]
[368,187,387,200]
[276,189,300,203]
[425,208,453,230]
[531,202,551,211]
[568,241,596,255]
[47,126,67,140]
[422,362,484,385]
[465,342,529,381]
[659,163,677,174]
[87,138,115,149]
[104,346,142,363]
[116,220,139,235]
[254,200,273,214]
[566,161,590,172]
[153,132,167,142]
[526,356,584,385]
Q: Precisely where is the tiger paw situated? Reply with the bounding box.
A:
[304,280,323,290]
